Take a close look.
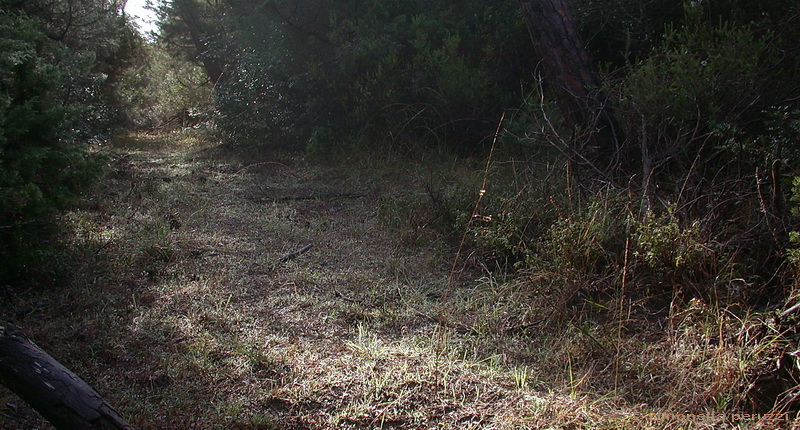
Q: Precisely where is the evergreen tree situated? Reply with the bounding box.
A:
[0,2,142,282]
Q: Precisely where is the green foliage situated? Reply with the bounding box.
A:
[115,41,213,129]
[467,185,562,269]
[572,0,684,66]
[537,197,627,280]
[0,4,136,282]
[631,211,728,301]
[203,0,532,150]
[792,178,800,216]
[469,208,536,268]
[623,19,763,124]
[611,4,769,184]
[633,214,707,270]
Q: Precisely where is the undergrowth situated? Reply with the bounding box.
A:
[0,131,797,429]
[378,141,800,426]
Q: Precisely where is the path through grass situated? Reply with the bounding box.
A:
[0,133,791,429]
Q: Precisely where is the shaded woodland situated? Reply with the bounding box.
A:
[1,0,800,428]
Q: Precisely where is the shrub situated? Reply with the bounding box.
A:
[115,42,213,130]
[211,0,532,151]
[0,11,105,282]
[610,2,771,197]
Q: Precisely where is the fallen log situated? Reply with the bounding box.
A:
[0,324,135,429]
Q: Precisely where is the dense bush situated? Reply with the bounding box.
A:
[492,0,798,307]
[0,3,140,282]
[610,3,773,195]
[162,0,534,151]
[419,0,800,313]
[115,41,213,130]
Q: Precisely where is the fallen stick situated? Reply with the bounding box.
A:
[333,289,357,303]
[780,302,800,319]
[271,244,313,270]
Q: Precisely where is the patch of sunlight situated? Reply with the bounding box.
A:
[345,322,388,358]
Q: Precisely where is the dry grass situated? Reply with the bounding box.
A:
[0,131,797,429]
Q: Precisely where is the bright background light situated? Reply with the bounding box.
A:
[125,0,160,37]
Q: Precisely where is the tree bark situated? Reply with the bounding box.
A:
[172,0,227,84]
[0,324,135,430]
[517,0,621,180]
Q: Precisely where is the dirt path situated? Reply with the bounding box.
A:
[2,134,566,429]
[9,133,780,429]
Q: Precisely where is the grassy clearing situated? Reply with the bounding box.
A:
[0,131,797,429]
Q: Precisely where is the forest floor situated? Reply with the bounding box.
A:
[0,132,793,429]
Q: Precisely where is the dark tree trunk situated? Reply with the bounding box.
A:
[172,0,227,84]
[0,324,135,430]
[517,0,622,180]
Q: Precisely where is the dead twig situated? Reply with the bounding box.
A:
[780,302,800,319]
[270,244,313,270]
[333,289,357,303]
